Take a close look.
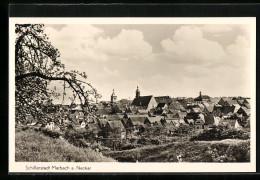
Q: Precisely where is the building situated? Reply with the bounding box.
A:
[111,89,117,103]
[194,91,210,103]
[131,86,157,110]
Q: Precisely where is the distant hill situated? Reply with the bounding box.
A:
[15,128,116,162]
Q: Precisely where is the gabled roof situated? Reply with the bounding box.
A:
[244,99,250,104]
[96,108,112,115]
[210,97,221,104]
[154,96,171,103]
[98,118,109,126]
[203,103,215,113]
[167,109,179,114]
[191,107,201,113]
[136,109,149,114]
[107,114,121,121]
[125,114,149,118]
[233,104,241,113]
[240,106,251,115]
[226,100,238,106]
[164,122,175,127]
[178,112,187,118]
[147,116,162,123]
[87,123,102,133]
[129,117,149,125]
[131,96,153,107]
[204,114,214,125]
[244,103,250,109]
[157,103,167,108]
[106,121,125,130]
[168,101,185,111]
[166,113,179,119]
[237,99,244,105]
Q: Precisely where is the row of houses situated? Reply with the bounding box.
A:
[40,88,250,139]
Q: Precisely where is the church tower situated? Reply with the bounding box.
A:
[136,86,140,98]
[111,89,117,103]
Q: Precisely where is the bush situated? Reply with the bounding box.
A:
[42,129,61,138]
[190,128,250,141]
[121,143,136,150]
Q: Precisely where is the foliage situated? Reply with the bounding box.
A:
[15,24,101,124]
[190,128,250,141]
[15,128,115,162]
[104,140,250,162]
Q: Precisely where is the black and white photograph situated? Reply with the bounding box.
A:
[9,18,256,173]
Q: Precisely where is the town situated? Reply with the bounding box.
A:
[19,86,251,153]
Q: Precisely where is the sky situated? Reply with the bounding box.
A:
[43,24,251,103]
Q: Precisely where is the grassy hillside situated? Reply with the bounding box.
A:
[15,128,116,162]
[104,139,250,162]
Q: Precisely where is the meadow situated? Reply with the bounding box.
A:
[104,139,250,162]
[15,127,116,162]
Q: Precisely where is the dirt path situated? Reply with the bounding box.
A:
[196,139,250,144]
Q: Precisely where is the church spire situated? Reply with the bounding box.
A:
[136,86,140,98]
[111,89,117,103]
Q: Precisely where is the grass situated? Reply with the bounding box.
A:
[104,139,250,162]
[15,128,116,162]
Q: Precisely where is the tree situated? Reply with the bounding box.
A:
[15,24,101,123]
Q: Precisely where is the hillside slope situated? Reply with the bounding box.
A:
[15,128,116,162]
[104,140,250,162]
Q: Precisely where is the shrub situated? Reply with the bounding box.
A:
[121,143,136,150]
[190,128,250,141]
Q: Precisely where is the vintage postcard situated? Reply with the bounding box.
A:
[9,17,256,173]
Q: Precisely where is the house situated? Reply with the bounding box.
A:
[125,117,151,133]
[237,107,250,117]
[45,122,60,131]
[156,103,168,110]
[165,113,179,119]
[107,114,121,121]
[123,114,148,119]
[237,99,244,106]
[178,112,187,119]
[194,91,210,103]
[153,109,167,116]
[194,119,204,130]
[131,86,157,110]
[218,98,238,107]
[163,122,177,134]
[154,96,172,104]
[96,108,112,117]
[87,123,102,136]
[98,118,109,128]
[243,99,250,105]
[136,109,149,114]
[210,97,221,104]
[104,121,126,138]
[218,119,237,129]
[204,114,215,129]
[185,119,194,125]
[233,104,241,114]
[131,95,157,110]
[147,116,162,126]
[203,102,215,114]
[168,101,185,111]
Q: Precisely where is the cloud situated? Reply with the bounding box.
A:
[95,29,153,59]
[226,35,250,60]
[45,24,108,62]
[201,24,233,33]
[160,26,227,63]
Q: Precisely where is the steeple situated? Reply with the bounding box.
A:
[136,86,140,98]
[111,89,117,103]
